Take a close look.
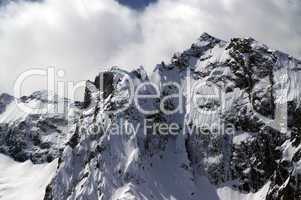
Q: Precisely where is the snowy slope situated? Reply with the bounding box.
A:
[0,154,57,200]
[0,90,70,124]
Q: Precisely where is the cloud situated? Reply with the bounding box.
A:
[0,0,300,97]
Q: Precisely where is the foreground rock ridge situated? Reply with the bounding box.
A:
[1,33,301,200]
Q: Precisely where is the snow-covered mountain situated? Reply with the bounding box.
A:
[1,33,301,200]
[0,90,81,163]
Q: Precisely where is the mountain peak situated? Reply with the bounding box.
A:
[3,33,301,200]
[199,32,218,39]
[198,32,223,43]
[189,32,225,52]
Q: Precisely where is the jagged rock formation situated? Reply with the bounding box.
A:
[1,33,301,200]
[0,90,79,163]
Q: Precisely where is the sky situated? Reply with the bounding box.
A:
[116,0,157,9]
[0,0,300,98]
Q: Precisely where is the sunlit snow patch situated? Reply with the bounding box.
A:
[0,154,57,200]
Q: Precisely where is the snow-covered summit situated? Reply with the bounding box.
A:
[2,34,301,200]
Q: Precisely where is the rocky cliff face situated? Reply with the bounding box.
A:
[0,90,79,163]
[1,33,301,200]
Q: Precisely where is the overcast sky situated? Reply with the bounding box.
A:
[0,0,300,97]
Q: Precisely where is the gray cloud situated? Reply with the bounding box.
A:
[0,0,300,96]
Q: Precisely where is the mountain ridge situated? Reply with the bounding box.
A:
[1,33,301,200]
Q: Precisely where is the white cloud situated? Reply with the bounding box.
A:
[0,0,300,96]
